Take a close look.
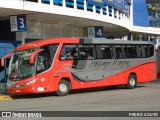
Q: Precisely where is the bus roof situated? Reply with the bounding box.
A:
[14,38,79,51]
[80,38,154,45]
[14,38,154,51]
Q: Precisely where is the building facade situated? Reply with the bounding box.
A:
[131,0,160,49]
[0,0,159,44]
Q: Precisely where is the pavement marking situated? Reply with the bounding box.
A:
[0,96,13,101]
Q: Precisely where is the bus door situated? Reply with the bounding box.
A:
[36,44,59,84]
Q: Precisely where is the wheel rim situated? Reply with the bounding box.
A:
[59,83,68,93]
[129,78,135,86]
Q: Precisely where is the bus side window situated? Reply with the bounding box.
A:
[79,45,94,60]
[144,45,148,57]
[95,45,103,59]
[136,45,141,58]
[140,45,147,58]
[124,45,128,58]
[148,45,154,57]
[49,44,59,61]
[37,55,45,72]
[96,45,112,59]
[127,45,137,58]
[60,44,78,60]
[115,45,125,59]
[36,44,58,74]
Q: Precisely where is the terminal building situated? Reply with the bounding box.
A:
[0,0,160,44]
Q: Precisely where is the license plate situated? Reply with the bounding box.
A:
[37,87,44,92]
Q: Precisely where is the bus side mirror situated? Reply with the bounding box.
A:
[30,49,44,64]
[1,53,12,67]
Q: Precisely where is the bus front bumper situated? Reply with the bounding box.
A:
[8,82,55,95]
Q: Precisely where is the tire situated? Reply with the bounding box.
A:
[56,79,71,96]
[126,74,137,89]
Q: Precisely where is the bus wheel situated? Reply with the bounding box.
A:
[126,74,137,89]
[56,79,71,96]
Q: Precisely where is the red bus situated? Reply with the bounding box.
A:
[1,38,157,96]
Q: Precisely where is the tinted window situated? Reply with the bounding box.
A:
[123,44,154,58]
[140,45,148,58]
[37,44,58,74]
[60,44,78,60]
[60,44,154,60]
[79,45,94,60]
[96,45,112,59]
[114,45,126,58]
[148,45,154,57]
[126,45,137,58]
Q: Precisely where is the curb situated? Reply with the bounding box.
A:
[0,96,12,101]
[0,89,12,101]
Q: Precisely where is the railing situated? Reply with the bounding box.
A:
[25,0,130,23]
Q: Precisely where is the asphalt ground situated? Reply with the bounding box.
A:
[0,76,160,120]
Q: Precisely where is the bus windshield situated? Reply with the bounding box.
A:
[8,48,37,80]
[8,44,59,80]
